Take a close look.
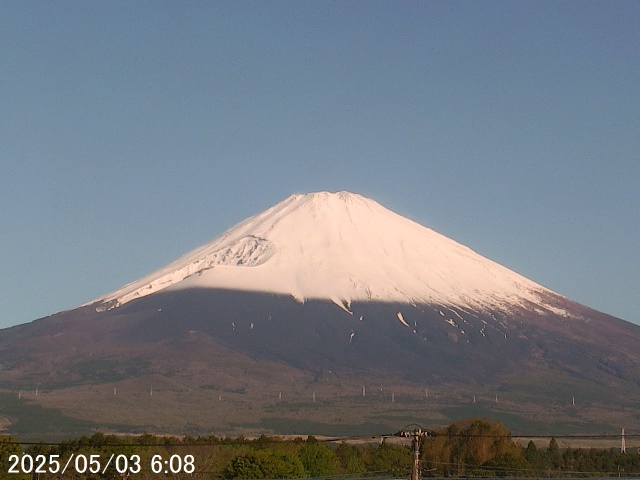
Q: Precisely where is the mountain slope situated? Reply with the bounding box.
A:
[2,191,640,437]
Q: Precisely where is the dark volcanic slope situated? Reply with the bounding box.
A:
[2,287,639,394]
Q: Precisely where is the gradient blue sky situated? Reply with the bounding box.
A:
[1,1,638,329]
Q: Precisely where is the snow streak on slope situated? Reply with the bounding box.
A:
[89,191,565,314]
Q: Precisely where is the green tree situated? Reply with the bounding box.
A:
[485,452,531,477]
[523,440,547,471]
[422,419,523,476]
[0,437,27,478]
[223,452,306,479]
[459,419,517,466]
[335,442,366,476]
[298,441,338,477]
[223,454,265,479]
[367,442,411,476]
[547,437,562,469]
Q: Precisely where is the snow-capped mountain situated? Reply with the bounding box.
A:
[3,190,640,437]
[90,191,567,317]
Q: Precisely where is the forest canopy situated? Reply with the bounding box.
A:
[1,420,638,479]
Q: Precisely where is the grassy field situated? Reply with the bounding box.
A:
[4,372,640,444]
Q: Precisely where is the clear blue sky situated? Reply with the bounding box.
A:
[1,1,638,328]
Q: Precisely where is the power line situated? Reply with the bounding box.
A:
[2,427,639,447]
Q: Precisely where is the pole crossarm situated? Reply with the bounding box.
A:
[388,424,433,480]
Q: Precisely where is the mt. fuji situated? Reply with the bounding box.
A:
[91,191,567,317]
[2,191,640,437]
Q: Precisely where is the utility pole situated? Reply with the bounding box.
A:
[411,429,421,480]
[393,425,432,480]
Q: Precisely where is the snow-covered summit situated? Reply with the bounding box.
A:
[89,191,562,313]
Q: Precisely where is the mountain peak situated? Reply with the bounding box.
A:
[262,191,383,221]
[292,190,362,201]
[294,191,375,208]
[89,191,566,316]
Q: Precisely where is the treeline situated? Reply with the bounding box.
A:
[0,433,410,479]
[421,419,640,477]
[1,420,639,479]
